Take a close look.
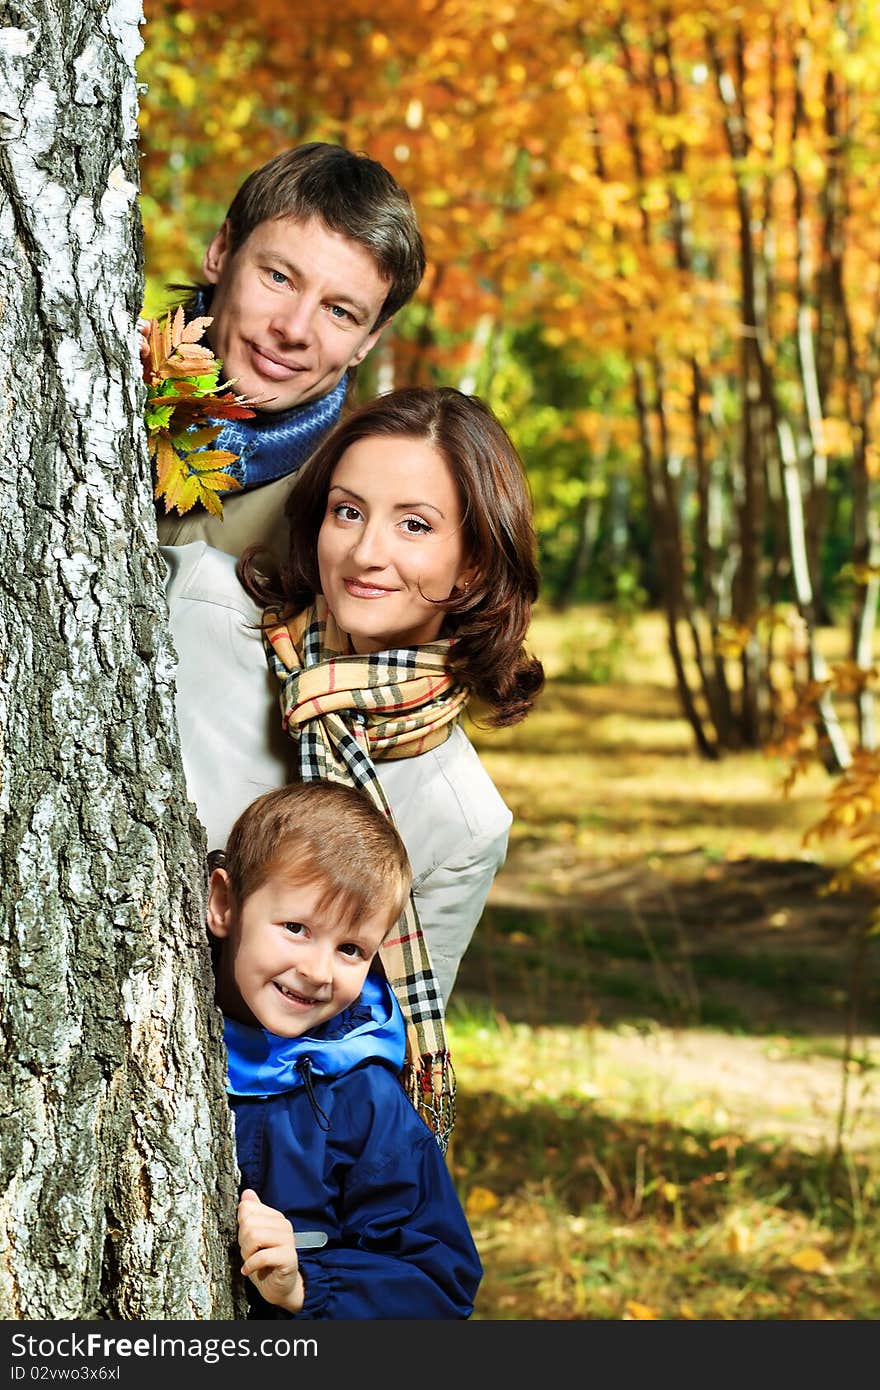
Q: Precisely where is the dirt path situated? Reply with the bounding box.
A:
[454,845,880,1146]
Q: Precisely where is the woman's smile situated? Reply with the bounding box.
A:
[343,576,397,599]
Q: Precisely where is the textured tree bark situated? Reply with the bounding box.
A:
[0,1,241,1318]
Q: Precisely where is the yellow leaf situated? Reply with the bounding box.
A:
[195,470,242,495]
[185,449,240,476]
[790,1247,832,1274]
[727,1223,751,1254]
[466,1186,499,1217]
[661,1182,679,1203]
[624,1300,659,1320]
[197,482,226,519]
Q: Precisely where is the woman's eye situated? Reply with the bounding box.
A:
[270,269,287,285]
[332,503,362,522]
[402,516,431,536]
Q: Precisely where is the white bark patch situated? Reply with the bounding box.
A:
[73,38,109,105]
[101,0,144,136]
[101,164,138,222]
[23,77,57,155]
[0,27,34,56]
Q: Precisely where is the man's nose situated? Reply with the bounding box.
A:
[270,292,316,345]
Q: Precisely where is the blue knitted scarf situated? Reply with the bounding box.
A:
[189,287,347,490]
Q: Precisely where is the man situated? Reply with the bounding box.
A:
[154,142,426,561]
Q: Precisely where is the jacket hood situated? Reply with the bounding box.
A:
[223,967,405,1098]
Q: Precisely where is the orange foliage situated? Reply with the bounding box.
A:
[140,0,880,401]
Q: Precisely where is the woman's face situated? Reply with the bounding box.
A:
[317,435,474,654]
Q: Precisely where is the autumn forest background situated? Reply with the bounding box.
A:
[137,1,880,1318]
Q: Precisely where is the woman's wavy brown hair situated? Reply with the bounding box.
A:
[238,386,544,727]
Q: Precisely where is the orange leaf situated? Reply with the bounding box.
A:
[153,435,181,495]
[180,314,214,343]
[624,1300,659,1320]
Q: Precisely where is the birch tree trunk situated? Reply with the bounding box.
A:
[0,0,241,1318]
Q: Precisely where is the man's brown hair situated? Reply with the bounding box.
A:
[221,142,426,328]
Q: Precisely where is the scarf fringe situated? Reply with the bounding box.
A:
[402,1050,456,1158]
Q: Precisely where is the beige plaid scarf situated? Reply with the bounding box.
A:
[262,596,468,1152]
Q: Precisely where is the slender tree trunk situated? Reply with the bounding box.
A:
[553,464,602,611]
[711,25,850,770]
[0,0,241,1318]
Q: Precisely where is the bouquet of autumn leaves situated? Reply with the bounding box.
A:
[145,307,256,517]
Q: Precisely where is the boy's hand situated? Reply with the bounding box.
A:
[237,1189,305,1313]
[137,318,151,379]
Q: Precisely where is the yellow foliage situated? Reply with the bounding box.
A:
[624,1300,659,1320]
[820,417,853,457]
[165,64,197,108]
[466,1185,500,1217]
[790,1247,833,1275]
[726,1223,752,1255]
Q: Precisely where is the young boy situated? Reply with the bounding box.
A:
[206,780,482,1319]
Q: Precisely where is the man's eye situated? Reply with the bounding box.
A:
[328,304,353,321]
[270,269,287,285]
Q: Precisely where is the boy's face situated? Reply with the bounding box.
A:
[202,214,391,414]
[207,869,391,1038]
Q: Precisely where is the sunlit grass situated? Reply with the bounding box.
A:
[451,602,880,1319]
[447,1013,880,1321]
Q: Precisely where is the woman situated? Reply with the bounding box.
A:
[163,386,543,1144]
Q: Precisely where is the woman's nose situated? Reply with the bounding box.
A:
[351,523,387,569]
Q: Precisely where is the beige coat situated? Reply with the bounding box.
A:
[162,541,512,1007]
[156,472,296,565]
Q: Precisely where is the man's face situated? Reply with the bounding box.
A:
[202,214,391,413]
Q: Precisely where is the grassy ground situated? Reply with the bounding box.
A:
[447,604,880,1320]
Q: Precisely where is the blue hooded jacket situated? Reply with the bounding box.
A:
[224,968,483,1319]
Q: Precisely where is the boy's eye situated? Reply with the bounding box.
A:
[282,921,306,936]
[338,943,363,959]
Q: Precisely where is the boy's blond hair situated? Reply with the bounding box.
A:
[222,782,412,933]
